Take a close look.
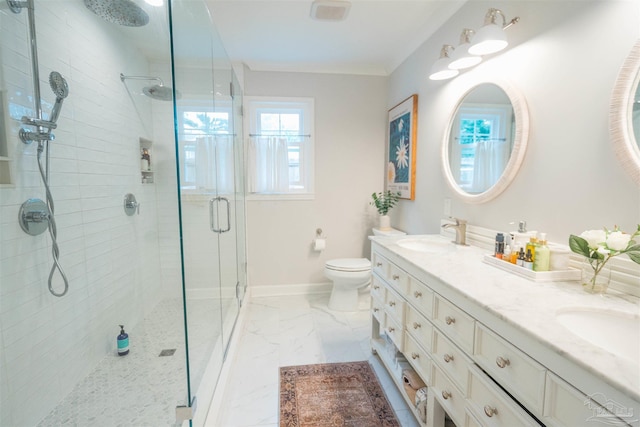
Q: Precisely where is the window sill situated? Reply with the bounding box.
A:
[247,193,315,201]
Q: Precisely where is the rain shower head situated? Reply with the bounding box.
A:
[49,71,69,124]
[143,85,173,101]
[120,73,175,101]
[84,0,149,27]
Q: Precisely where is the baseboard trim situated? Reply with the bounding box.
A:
[248,282,333,298]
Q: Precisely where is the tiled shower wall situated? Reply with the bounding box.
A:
[0,3,179,426]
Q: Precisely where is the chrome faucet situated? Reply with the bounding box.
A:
[442,218,467,245]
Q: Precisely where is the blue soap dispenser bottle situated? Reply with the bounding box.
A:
[117,325,129,356]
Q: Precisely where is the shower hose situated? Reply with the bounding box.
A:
[37,141,69,297]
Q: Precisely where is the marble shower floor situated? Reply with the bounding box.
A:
[37,298,222,427]
[211,293,421,427]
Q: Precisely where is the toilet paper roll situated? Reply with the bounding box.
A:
[313,238,326,251]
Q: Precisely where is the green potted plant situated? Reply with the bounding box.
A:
[370,190,401,230]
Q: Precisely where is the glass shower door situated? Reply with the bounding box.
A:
[170,0,244,420]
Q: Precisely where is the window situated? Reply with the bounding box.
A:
[177,102,233,192]
[246,97,314,198]
[450,105,512,193]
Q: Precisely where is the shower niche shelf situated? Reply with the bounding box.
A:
[140,137,154,184]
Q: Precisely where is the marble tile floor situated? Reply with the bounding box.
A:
[211,293,421,427]
[37,298,223,427]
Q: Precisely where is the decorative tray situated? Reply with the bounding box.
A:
[483,254,581,282]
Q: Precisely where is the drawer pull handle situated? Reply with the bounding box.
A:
[441,390,451,400]
[413,322,421,329]
[373,285,380,290]
[496,356,510,369]
[388,327,395,333]
[484,405,497,417]
[389,301,396,307]
[376,262,383,267]
[411,352,419,360]
[443,353,454,363]
[373,308,379,312]
[414,291,422,298]
[392,274,400,280]
[445,316,455,325]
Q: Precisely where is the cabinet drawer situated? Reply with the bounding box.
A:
[384,312,404,352]
[467,365,540,427]
[432,364,466,427]
[405,305,433,353]
[543,372,621,427]
[408,277,434,319]
[404,331,432,385]
[388,263,410,294]
[371,276,387,301]
[433,294,475,354]
[465,411,483,427]
[474,323,546,415]
[385,286,406,325]
[432,329,471,393]
[372,251,390,279]
[371,293,385,323]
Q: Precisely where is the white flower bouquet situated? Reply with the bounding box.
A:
[569,225,640,293]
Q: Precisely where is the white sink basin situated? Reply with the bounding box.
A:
[396,238,456,254]
[556,308,640,363]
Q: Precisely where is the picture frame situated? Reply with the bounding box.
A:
[387,94,417,200]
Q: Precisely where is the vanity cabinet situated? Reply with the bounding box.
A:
[370,246,625,427]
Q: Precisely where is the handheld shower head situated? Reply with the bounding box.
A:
[49,71,69,124]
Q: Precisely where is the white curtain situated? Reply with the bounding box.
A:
[471,139,509,193]
[247,136,289,193]
[195,135,234,194]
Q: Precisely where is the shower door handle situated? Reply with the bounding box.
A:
[209,197,231,233]
[218,197,231,233]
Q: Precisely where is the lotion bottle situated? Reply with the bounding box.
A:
[526,236,538,263]
[533,233,550,272]
[117,325,129,356]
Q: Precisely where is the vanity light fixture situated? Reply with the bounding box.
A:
[429,45,459,81]
[448,29,482,70]
[468,8,520,56]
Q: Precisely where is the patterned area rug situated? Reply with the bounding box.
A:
[279,361,400,427]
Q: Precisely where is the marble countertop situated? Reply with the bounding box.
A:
[370,234,640,407]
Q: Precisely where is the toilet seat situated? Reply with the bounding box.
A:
[325,258,371,272]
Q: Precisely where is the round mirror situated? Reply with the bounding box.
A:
[442,80,529,203]
[610,40,640,185]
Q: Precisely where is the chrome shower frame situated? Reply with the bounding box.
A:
[8,0,70,297]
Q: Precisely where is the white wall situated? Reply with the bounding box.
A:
[0,3,178,425]
[244,70,388,288]
[389,0,640,242]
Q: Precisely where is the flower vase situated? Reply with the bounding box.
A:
[379,215,391,231]
[580,257,611,294]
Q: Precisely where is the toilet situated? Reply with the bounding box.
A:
[325,228,406,311]
[324,258,371,311]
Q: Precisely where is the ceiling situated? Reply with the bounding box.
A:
[204,0,468,76]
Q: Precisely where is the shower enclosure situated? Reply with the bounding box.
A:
[0,0,246,425]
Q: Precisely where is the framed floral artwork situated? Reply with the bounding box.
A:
[387,94,417,200]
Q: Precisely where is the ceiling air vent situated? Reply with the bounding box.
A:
[310,0,351,21]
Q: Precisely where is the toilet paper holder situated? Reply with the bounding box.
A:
[313,228,327,251]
